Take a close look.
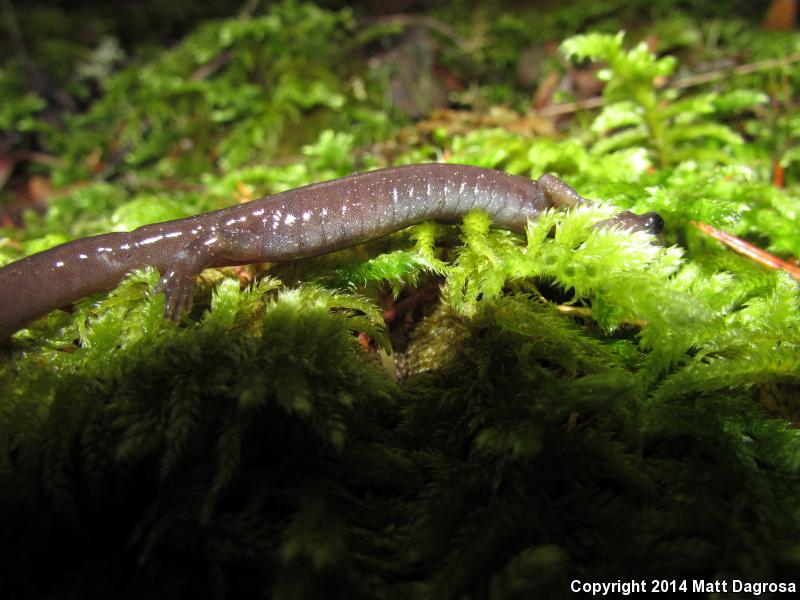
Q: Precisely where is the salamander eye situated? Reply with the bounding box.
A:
[641,211,665,235]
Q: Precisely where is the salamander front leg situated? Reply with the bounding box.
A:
[154,230,263,321]
[537,174,587,209]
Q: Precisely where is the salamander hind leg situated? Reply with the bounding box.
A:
[154,229,263,321]
[537,174,588,209]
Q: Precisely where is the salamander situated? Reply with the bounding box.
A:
[0,163,663,340]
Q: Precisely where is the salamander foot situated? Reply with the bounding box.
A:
[154,269,195,321]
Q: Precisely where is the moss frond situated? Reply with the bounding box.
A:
[4,3,800,595]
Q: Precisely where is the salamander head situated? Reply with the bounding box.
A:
[602,210,665,236]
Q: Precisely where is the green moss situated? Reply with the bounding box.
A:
[2,1,800,597]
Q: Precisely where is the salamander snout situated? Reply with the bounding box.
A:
[639,211,665,235]
[599,210,665,236]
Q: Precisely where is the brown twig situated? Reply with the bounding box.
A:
[190,49,233,81]
[359,14,467,47]
[692,221,800,280]
[555,304,649,328]
[535,96,604,118]
[2,0,76,113]
[2,0,38,87]
[554,305,593,319]
[672,52,800,89]
[536,52,800,118]
[238,0,262,21]
[190,0,260,81]
[10,151,67,168]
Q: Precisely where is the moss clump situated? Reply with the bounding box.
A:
[2,2,800,597]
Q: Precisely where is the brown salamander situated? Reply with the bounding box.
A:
[0,163,663,340]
